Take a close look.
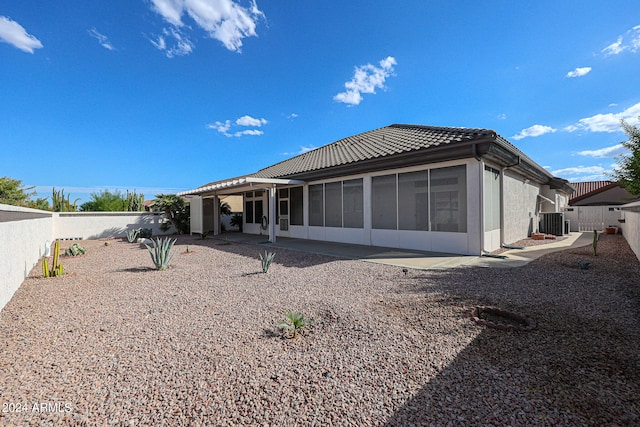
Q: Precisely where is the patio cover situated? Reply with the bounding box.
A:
[178,177,305,243]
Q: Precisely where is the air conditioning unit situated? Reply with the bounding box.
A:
[539,212,565,236]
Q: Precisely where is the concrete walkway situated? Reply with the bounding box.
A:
[212,232,593,270]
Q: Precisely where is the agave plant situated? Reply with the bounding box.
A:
[145,237,177,270]
[125,229,139,243]
[278,310,311,338]
[259,251,276,273]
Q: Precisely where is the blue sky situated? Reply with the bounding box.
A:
[1,0,639,204]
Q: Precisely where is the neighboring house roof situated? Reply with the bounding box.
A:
[569,181,616,202]
[180,124,573,196]
[569,180,637,205]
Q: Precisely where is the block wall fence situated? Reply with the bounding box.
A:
[0,204,173,311]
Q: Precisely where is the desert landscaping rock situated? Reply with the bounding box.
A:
[0,234,638,426]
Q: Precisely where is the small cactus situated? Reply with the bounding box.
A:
[42,241,64,278]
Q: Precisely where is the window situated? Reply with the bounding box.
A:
[430,165,467,232]
[343,179,363,228]
[245,201,254,223]
[290,186,304,225]
[398,171,429,230]
[372,174,397,229]
[254,200,263,224]
[324,182,342,227]
[483,166,501,232]
[309,184,324,226]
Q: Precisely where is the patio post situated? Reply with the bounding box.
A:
[213,195,219,235]
[269,185,276,243]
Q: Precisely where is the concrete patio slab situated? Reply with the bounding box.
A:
[211,231,593,270]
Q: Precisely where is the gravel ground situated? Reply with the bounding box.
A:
[0,233,638,426]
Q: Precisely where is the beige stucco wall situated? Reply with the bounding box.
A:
[620,206,640,261]
[55,212,173,240]
[0,204,54,311]
[502,170,541,244]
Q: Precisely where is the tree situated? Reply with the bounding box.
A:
[611,118,640,195]
[154,194,190,234]
[0,176,50,210]
[0,176,36,206]
[80,189,145,212]
[80,190,124,211]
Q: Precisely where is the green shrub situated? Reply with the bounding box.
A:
[230,213,243,232]
[145,237,177,270]
[259,251,276,273]
[138,228,153,238]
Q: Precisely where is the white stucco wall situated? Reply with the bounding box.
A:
[563,206,623,232]
[0,204,54,312]
[55,212,172,240]
[620,205,640,261]
[502,171,540,244]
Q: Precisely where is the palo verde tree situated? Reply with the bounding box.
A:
[0,176,50,210]
[611,117,640,196]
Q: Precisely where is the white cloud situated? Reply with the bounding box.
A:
[497,113,507,120]
[282,145,317,156]
[286,113,298,120]
[233,129,263,137]
[0,16,43,53]
[577,144,628,158]
[88,28,115,51]
[208,115,266,137]
[236,115,267,127]
[603,36,624,55]
[566,67,591,78]
[149,27,194,57]
[565,102,640,133]
[602,25,640,55]
[511,124,557,140]
[148,0,264,54]
[551,165,606,176]
[334,56,397,106]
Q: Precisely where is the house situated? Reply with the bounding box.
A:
[563,181,638,232]
[569,181,637,206]
[179,124,573,255]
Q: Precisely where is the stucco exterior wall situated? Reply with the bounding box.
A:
[55,212,172,240]
[502,170,540,244]
[620,206,640,261]
[0,204,54,311]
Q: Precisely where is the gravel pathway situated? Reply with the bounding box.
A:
[0,234,638,426]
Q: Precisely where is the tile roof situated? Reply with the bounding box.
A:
[569,181,616,202]
[252,124,503,179]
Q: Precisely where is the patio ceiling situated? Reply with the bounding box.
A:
[177,177,305,197]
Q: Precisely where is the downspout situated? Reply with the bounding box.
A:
[473,144,488,255]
